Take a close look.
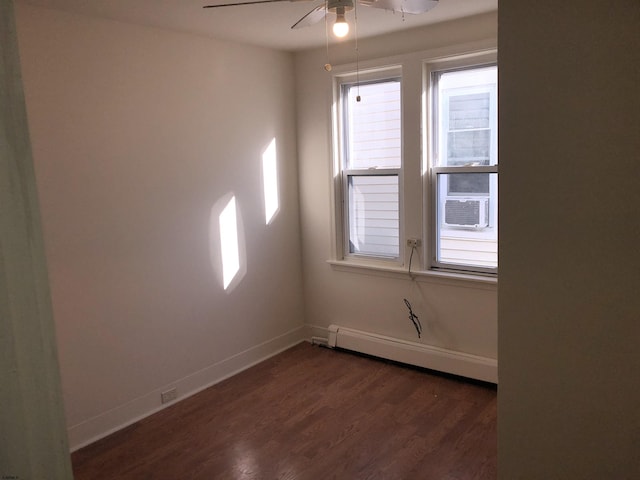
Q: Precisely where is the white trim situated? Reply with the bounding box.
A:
[328,39,497,77]
[306,324,331,341]
[68,325,307,451]
[328,325,497,383]
[327,259,497,291]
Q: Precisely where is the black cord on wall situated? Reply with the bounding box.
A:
[408,245,416,276]
[403,298,422,338]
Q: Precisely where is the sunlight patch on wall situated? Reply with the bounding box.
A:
[220,196,240,289]
[210,193,246,292]
[262,138,279,225]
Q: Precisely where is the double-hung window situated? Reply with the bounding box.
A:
[334,52,497,277]
[429,62,498,274]
[338,73,402,260]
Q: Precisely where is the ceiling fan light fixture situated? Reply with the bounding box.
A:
[332,7,349,38]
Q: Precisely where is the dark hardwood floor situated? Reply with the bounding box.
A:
[72,342,496,479]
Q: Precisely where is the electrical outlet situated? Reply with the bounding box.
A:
[407,238,422,248]
[161,388,177,404]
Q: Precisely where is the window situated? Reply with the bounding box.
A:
[332,51,497,277]
[339,74,402,259]
[430,64,498,274]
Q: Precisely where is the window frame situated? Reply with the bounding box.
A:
[334,67,404,263]
[329,47,498,282]
[425,54,498,276]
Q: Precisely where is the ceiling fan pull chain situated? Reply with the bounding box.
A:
[324,0,332,71]
[355,0,360,101]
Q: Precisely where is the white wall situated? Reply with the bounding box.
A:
[498,1,640,477]
[294,14,499,367]
[16,3,305,450]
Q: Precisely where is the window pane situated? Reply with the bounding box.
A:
[348,175,399,257]
[345,80,401,169]
[447,130,491,165]
[436,173,497,269]
[449,93,490,129]
[436,66,497,167]
[448,172,490,195]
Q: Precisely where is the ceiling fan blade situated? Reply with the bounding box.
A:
[203,0,294,9]
[360,0,438,15]
[291,5,327,29]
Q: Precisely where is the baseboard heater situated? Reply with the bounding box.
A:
[327,325,497,384]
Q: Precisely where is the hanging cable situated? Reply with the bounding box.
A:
[403,298,422,338]
[324,0,332,71]
[354,0,360,101]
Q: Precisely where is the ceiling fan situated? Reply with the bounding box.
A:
[203,0,439,38]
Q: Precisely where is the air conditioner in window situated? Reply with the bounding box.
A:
[444,197,489,229]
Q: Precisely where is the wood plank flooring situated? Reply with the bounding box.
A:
[72,342,496,479]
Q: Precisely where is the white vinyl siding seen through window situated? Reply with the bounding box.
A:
[340,77,401,259]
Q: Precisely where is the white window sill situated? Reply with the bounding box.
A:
[327,259,497,290]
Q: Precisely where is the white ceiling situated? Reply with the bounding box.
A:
[20,0,496,51]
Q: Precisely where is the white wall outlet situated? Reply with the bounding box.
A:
[407,238,422,248]
[160,388,177,404]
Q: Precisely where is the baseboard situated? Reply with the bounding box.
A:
[68,325,307,451]
[306,324,330,342]
[325,324,497,384]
